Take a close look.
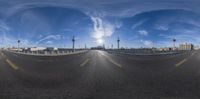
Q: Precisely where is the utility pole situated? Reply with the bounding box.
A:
[117,37,120,49]
[17,40,20,52]
[72,36,75,52]
[103,44,105,49]
[173,38,176,51]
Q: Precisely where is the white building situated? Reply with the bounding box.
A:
[10,48,23,52]
[194,46,200,50]
[30,47,46,51]
[179,43,194,50]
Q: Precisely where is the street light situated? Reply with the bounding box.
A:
[117,37,120,49]
[173,38,176,50]
[17,40,20,52]
[72,36,75,52]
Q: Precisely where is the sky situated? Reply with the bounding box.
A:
[0,0,200,48]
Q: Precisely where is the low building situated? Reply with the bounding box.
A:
[44,47,58,52]
[194,46,200,50]
[91,46,105,50]
[179,43,194,50]
[9,48,23,52]
[158,47,173,51]
[30,47,46,51]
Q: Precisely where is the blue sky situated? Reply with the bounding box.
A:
[0,0,200,48]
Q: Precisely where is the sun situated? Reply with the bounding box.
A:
[97,38,104,44]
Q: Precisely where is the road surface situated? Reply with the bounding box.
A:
[0,50,200,99]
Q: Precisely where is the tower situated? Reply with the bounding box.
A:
[117,37,120,49]
[17,40,20,52]
[173,38,176,50]
[72,36,75,52]
[111,44,113,49]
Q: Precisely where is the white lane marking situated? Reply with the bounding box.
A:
[1,52,4,56]
[175,58,188,67]
[175,51,196,67]
[107,57,122,68]
[80,58,90,67]
[99,52,122,68]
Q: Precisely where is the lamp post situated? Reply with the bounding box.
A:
[72,36,75,52]
[173,38,176,51]
[117,37,120,50]
[17,40,20,52]
[111,44,113,49]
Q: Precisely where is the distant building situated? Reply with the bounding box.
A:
[44,47,58,52]
[128,48,154,53]
[194,46,200,50]
[91,46,105,50]
[30,47,46,51]
[179,43,194,50]
[10,48,23,52]
[158,47,173,51]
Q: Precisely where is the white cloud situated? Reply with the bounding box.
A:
[128,36,139,41]
[0,35,36,48]
[38,34,64,42]
[46,41,53,44]
[140,40,153,47]
[91,16,118,40]
[155,25,169,31]
[138,30,148,36]
[131,19,148,29]
[0,22,10,32]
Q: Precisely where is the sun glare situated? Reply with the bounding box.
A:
[97,39,104,44]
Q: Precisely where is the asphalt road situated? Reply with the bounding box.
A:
[0,50,200,99]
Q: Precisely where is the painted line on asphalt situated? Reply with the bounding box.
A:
[175,51,197,67]
[192,51,197,56]
[97,53,101,57]
[175,58,188,67]
[1,52,4,56]
[107,57,122,68]
[80,58,90,67]
[6,59,19,70]
[100,52,122,68]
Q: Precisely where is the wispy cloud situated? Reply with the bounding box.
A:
[131,19,148,30]
[46,40,53,44]
[155,25,169,31]
[138,30,148,36]
[140,40,153,47]
[91,16,120,40]
[38,34,65,43]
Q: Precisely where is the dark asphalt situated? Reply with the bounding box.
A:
[0,50,200,99]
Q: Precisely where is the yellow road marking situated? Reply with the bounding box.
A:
[6,59,19,70]
[175,58,188,67]
[80,58,90,67]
